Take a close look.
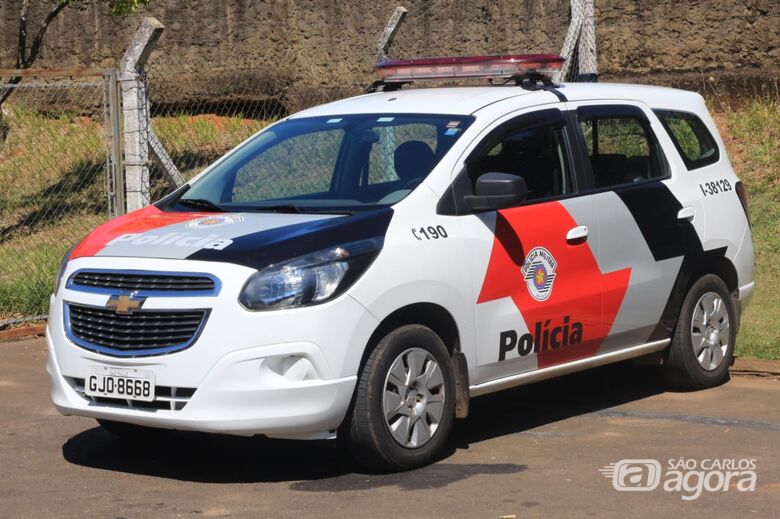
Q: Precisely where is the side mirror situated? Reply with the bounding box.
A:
[464,172,528,212]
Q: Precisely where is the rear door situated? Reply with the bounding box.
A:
[568,102,700,352]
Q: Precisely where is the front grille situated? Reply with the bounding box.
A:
[67,304,208,355]
[68,377,196,411]
[70,271,216,293]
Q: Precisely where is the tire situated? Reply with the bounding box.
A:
[341,324,456,472]
[661,274,736,389]
[97,419,165,439]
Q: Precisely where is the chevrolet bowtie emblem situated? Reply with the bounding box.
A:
[106,294,145,314]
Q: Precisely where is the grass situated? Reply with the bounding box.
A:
[0,98,778,361]
[0,104,110,319]
[153,113,272,179]
[0,109,275,320]
[717,98,780,359]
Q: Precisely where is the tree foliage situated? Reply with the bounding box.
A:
[1,0,151,143]
[14,1,151,69]
[2,1,151,106]
[108,0,151,16]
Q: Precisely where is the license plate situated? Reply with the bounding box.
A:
[85,366,155,402]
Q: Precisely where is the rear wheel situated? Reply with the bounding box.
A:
[341,324,456,472]
[662,274,736,389]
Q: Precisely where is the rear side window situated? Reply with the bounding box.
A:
[654,110,720,170]
[577,105,669,189]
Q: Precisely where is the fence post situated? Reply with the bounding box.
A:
[578,0,598,77]
[555,0,584,82]
[376,6,408,62]
[119,17,164,212]
[106,70,125,216]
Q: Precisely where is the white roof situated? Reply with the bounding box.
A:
[560,82,703,109]
[290,82,703,118]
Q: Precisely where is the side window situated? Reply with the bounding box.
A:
[577,106,668,189]
[654,110,720,170]
[231,130,343,202]
[470,115,574,202]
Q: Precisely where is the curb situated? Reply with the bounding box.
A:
[0,325,46,342]
[731,357,780,377]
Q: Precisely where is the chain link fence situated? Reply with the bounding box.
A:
[142,44,359,199]
[144,61,302,199]
[0,1,596,326]
[141,0,596,197]
[0,72,115,323]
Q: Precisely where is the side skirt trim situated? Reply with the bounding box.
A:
[469,339,671,397]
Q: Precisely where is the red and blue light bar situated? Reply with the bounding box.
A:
[374,54,565,82]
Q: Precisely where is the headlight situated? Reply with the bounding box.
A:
[53,244,76,296]
[239,238,383,311]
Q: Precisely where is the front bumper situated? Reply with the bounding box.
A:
[47,331,356,438]
[738,281,755,307]
[47,256,378,438]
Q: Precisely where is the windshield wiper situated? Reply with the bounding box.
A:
[177,198,227,212]
[179,199,353,215]
[250,204,307,213]
[251,204,359,215]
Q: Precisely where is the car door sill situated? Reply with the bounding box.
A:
[469,339,671,397]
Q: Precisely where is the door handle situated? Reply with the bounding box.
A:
[566,225,588,244]
[677,206,695,221]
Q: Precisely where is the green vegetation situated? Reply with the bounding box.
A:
[0,108,274,319]
[0,104,109,318]
[153,114,271,179]
[721,98,780,359]
[1,97,778,363]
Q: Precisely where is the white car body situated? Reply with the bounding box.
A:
[47,82,754,440]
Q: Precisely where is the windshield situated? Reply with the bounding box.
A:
[175,113,473,213]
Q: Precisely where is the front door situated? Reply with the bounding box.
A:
[461,108,632,384]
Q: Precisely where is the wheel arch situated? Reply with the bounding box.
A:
[698,255,738,294]
[696,255,740,330]
[652,251,741,341]
[355,302,470,418]
[365,303,461,355]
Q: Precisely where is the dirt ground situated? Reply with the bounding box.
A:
[2,338,779,518]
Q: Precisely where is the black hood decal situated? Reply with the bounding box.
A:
[186,208,394,271]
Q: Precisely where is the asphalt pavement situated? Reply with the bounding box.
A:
[2,338,779,518]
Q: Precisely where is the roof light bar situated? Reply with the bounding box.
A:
[374,54,565,82]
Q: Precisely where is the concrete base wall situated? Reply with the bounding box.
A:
[1,0,778,98]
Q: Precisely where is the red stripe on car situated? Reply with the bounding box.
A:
[70,206,217,259]
[478,201,631,368]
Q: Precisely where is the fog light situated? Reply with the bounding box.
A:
[264,355,319,382]
[281,356,317,381]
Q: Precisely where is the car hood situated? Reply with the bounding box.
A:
[70,205,393,271]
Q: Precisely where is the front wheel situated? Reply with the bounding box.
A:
[662,274,736,389]
[341,324,456,472]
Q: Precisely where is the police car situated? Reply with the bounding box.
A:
[47,55,754,471]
